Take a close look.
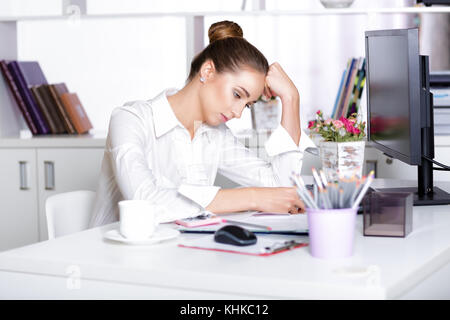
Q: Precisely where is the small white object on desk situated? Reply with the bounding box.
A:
[103,226,179,245]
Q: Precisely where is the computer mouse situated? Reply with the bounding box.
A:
[214,225,257,246]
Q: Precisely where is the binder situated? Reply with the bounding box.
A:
[179,236,308,256]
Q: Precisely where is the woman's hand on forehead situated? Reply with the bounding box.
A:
[264,62,299,102]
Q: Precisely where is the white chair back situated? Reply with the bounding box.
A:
[45,190,96,239]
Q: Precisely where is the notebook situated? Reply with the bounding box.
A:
[176,212,309,235]
[60,92,93,134]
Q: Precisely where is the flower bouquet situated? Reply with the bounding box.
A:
[308,110,366,181]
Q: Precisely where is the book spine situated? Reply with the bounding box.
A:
[344,57,363,118]
[354,75,366,115]
[334,58,353,119]
[61,93,93,134]
[37,85,66,133]
[48,85,76,134]
[331,69,346,119]
[7,61,50,134]
[30,86,58,134]
[0,60,38,135]
[346,61,362,117]
[347,58,366,117]
[337,57,357,119]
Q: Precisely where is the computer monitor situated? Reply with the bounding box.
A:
[365,28,450,206]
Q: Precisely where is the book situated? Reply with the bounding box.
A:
[347,58,366,117]
[345,58,363,118]
[340,57,361,119]
[333,58,351,119]
[48,83,76,134]
[335,58,355,119]
[7,61,50,134]
[331,69,346,119]
[60,92,93,134]
[341,57,362,118]
[30,85,59,134]
[37,84,68,134]
[0,60,38,135]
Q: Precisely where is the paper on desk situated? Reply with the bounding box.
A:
[176,212,308,233]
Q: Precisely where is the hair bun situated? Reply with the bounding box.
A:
[208,20,243,44]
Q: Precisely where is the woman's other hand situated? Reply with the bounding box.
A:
[249,187,306,214]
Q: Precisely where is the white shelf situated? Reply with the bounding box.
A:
[0,132,106,148]
[0,6,450,22]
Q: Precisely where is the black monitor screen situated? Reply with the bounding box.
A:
[367,35,411,159]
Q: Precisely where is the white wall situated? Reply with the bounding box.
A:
[18,17,187,133]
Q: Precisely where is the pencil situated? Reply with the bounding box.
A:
[351,171,374,209]
[294,186,316,209]
[339,188,344,208]
[319,170,328,187]
[311,168,324,190]
[296,175,319,209]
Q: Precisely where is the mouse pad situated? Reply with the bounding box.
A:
[179,235,308,256]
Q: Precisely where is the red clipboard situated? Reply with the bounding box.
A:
[178,237,308,257]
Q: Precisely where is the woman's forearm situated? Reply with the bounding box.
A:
[205,188,256,213]
[280,94,301,146]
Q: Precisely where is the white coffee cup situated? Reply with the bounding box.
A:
[118,200,165,240]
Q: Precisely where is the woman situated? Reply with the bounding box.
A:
[89,20,315,228]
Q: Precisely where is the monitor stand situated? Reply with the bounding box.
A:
[372,186,450,206]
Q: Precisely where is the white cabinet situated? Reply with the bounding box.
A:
[0,136,105,250]
[36,148,104,241]
[0,149,39,251]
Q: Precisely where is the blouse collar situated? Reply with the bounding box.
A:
[151,88,217,139]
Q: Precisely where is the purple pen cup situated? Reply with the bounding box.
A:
[306,207,357,259]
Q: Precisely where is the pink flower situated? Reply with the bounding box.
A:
[339,117,354,133]
[316,110,322,115]
[324,119,332,125]
[332,120,344,129]
[308,120,315,129]
[353,127,361,134]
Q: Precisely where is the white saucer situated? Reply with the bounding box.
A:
[103,226,180,245]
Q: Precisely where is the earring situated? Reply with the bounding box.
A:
[200,77,205,83]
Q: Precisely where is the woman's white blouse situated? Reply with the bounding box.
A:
[88,88,316,228]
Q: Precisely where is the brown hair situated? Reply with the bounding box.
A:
[187,20,269,82]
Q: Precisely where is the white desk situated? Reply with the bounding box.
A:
[1,178,450,300]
